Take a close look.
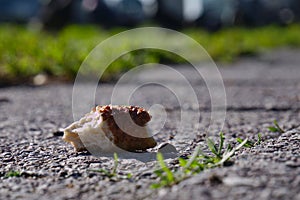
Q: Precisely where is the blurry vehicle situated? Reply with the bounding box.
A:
[0,0,41,23]
[149,0,300,30]
[237,0,299,26]
[39,0,157,28]
[86,0,157,26]
[39,0,75,28]
[156,0,237,30]
[290,0,300,22]
[156,0,203,29]
[197,0,237,31]
[92,0,145,27]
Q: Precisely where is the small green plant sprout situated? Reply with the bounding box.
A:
[237,133,262,148]
[151,153,178,188]
[206,132,225,159]
[205,132,249,166]
[5,171,21,178]
[268,120,285,133]
[88,153,132,180]
[216,138,248,166]
[151,132,250,189]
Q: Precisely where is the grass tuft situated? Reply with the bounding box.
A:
[4,171,21,178]
[88,153,132,180]
[151,132,261,188]
[237,133,262,147]
[268,120,285,133]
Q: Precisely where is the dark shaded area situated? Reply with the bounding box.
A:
[0,0,299,30]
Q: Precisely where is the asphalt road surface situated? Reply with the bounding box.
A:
[0,49,299,200]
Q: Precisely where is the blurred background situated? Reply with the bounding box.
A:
[1,0,299,29]
[0,0,300,85]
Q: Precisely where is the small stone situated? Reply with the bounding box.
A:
[223,176,260,187]
[0,98,11,104]
[53,128,64,137]
[285,161,300,168]
[33,73,48,86]
[208,174,223,186]
[157,143,178,154]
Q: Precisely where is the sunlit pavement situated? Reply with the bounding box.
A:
[0,49,299,200]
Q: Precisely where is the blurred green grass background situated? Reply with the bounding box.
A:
[1,24,300,84]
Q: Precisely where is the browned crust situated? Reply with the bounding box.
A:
[95,105,151,126]
[95,105,157,151]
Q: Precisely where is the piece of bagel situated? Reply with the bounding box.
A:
[63,105,157,152]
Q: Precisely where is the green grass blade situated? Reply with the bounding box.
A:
[206,137,219,157]
[5,171,21,178]
[157,153,174,183]
[183,146,201,169]
[236,138,243,144]
[179,158,188,167]
[226,143,233,152]
[150,183,162,189]
[217,132,225,155]
[217,138,248,166]
[235,138,249,151]
[236,138,254,148]
[257,133,262,145]
[273,120,284,133]
[112,153,118,175]
[268,126,279,132]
